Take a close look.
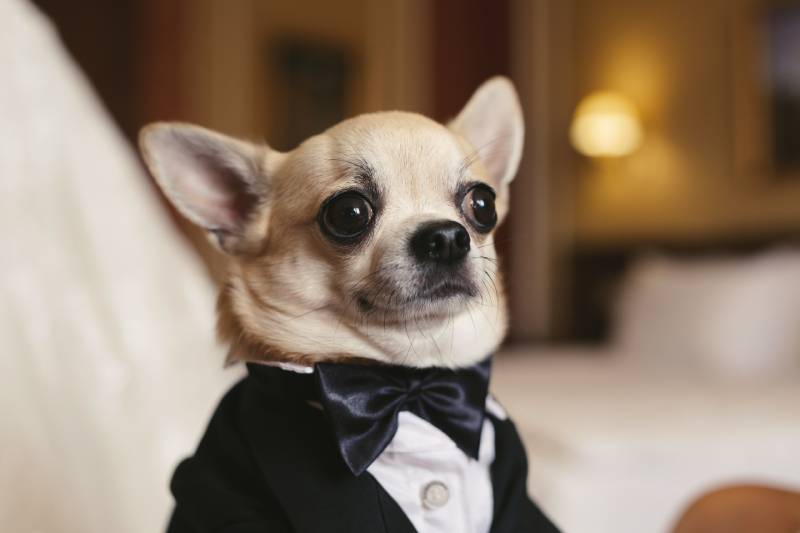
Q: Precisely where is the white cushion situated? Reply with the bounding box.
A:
[0,2,240,532]
[613,249,800,380]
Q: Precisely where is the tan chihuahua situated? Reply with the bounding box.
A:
[140,77,522,370]
[139,76,559,533]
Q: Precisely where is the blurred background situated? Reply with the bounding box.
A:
[2,0,800,532]
[31,0,800,343]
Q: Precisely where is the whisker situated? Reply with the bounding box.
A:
[473,255,498,264]
[485,269,500,305]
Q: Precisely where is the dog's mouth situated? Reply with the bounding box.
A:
[416,280,477,300]
[355,277,477,319]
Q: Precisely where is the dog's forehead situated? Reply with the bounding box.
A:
[277,111,479,217]
[326,111,469,187]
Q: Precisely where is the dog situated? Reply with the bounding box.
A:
[140,76,559,533]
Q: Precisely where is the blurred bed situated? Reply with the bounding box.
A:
[494,249,800,533]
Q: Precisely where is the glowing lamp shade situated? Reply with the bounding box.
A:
[569,92,643,157]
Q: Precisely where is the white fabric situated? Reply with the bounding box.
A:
[492,346,800,533]
[0,2,240,532]
[368,412,496,533]
[613,250,800,379]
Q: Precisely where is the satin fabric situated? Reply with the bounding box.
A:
[248,358,492,476]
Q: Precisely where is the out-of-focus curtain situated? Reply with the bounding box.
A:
[0,1,240,531]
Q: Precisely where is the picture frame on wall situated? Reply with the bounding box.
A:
[267,39,353,151]
[733,1,800,183]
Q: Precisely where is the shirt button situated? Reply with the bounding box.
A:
[421,480,449,509]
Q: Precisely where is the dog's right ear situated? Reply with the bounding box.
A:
[139,123,281,255]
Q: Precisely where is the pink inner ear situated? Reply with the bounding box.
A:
[155,134,260,232]
[461,107,521,186]
[487,143,517,186]
[451,79,523,186]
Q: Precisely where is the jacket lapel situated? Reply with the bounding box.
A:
[240,377,417,533]
[488,413,560,533]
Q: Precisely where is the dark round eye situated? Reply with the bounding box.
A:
[320,192,374,241]
[462,185,497,231]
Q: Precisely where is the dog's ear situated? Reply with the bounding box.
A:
[139,123,281,255]
[448,76,524,188]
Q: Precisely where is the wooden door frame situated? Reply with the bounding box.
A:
[509,0,576,341]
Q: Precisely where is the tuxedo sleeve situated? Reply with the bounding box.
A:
[490,416,561,533]
[166,381,293,533]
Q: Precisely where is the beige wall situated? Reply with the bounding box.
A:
[509,0,576,339]
[572,0,800,245]
[180,0,261,138]
[179,0,429,142]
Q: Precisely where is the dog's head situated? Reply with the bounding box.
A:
[140,77,523,368]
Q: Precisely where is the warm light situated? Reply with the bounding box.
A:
[570,92,643,157]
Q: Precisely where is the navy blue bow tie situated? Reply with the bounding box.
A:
[249,357,492,476]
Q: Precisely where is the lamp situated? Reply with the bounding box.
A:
[569,92,643,157]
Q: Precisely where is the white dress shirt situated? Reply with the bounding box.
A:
[368,411,497,533]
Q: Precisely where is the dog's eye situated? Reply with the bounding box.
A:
[321,192,374,241]
[462,185,497,232]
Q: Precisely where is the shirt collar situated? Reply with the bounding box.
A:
[251,360,314,374]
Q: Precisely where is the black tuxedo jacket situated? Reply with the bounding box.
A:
[167,367,560,533]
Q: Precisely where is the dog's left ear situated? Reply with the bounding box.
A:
[448,76,524,188]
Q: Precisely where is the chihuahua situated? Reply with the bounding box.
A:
[140,77,558,533]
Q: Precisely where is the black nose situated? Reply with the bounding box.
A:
[410,220,471,265]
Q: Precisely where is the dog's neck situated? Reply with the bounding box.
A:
[217,275,508,369]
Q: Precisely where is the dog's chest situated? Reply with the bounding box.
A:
[367,411,496,533]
